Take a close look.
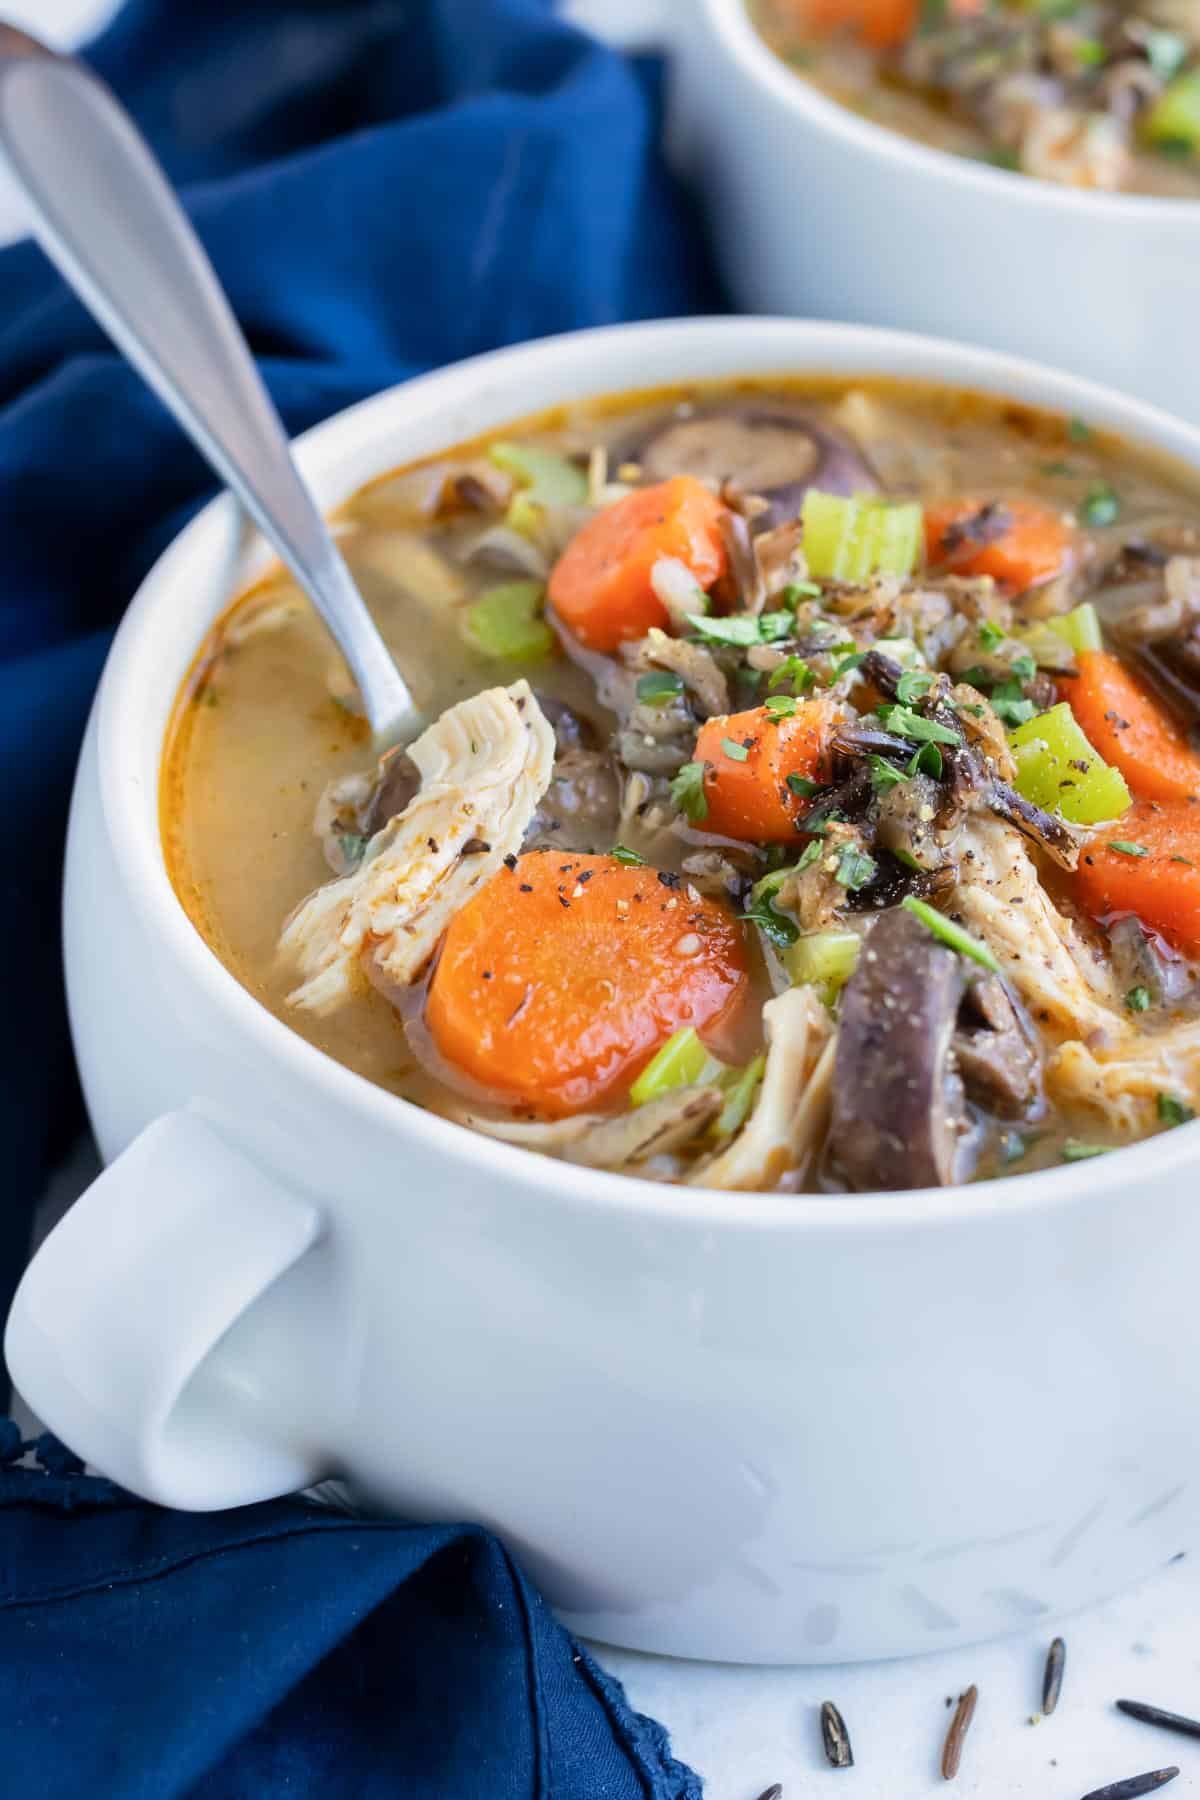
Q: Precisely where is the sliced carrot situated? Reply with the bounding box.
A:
[693,701,833,842]
[425,852,748,1116]
[924,498,1073,592]
[1075,799,1200,957]
[1069,650,1200,804]
[788,0,917,49]
[547,475,729,653]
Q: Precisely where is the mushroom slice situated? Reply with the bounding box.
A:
[954,974,1044,1121]
[688,986,834,1191]
[831,906,975,1192]
[280,680,555,1012]
[632,405,878,530]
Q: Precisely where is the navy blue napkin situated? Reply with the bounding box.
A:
[0,0,719,1335]
[0,1,721,1790]
[0,1430,701,1797]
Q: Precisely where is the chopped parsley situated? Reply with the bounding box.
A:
[686,610,792,647]
[1157,1092,1196,1127]
[610,844,646,866]
[1082,482,1120,528]
[786,771,820,798]
[834,843,877,891]
[877,704,962,747]
[636,671,684,707]
[1068,416,1091,443]
[900,896,999,972]
[869,755,908,795]
[780,580,821,607]
[1125,985,1152,1013]
[1009,651,1037,681]
[895,668,935,705]
[720,736,750,762]
[763,694,797,719]
[767,654,815,694]
[669,760,708,822]
[337,832,367,867]
[989,678,1037,727]
[834,650,868,679]
[1108,839,1149,858]
[1062,1140,1109,1162]
[978,619,1005,652]
[908,741,944,779]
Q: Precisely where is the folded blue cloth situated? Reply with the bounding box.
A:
[0,0,719,1334]
[0,1,721,1790]
[1,1430,701,1797]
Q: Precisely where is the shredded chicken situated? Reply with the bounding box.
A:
[688,987,834,1191]
[280,681,554,1011]
[625,626,730,718]
[1050,1025,1200,1135]
[952,819,1121,1040]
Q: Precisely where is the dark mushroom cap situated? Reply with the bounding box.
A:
[630,404,878,530]
[831,907,975,1192]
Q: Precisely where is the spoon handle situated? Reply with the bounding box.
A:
[0,25,418,747]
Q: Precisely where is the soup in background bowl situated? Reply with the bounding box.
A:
[163,374,1200,1193]
[11,320,1200,1665]
[750,0,1200,195]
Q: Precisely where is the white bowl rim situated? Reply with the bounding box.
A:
[705,0,1200,219]
[95,314,1200,1236]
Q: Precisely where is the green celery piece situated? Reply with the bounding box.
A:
[1046,601,1102,653]
[488,441,588,508]
[1009,702,1131,825]
[713,1055,766,1138]
[464,580,553,661]
[1144,70,1200,151]
[783,930,861,1001]
[801,491,923,582]
[629,1027,726,1108]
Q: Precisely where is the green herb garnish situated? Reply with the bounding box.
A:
[1082,483,1120,527]
[1108,839,1149,858]
[1125,985,1152,1013]
[1068,416,1091,443]
[763,694,797,719]
[780,581,821,607]
[900,896,999,971]
[636,671,684,707]
[896,668,935,704]
[907,742,944,779]
[869,755,907,795]
[978,620,1005,652]
[669,760,708,823]
[989,679,1037,727]
[877,705,961,747]
[834,843,877,891]
[1157,1092,1196,1126]
[786,772,820,798]
[1062,1140,1109,1162]
[686,611,792,647]
[767,654,815,694]
[610,844,646,866]
[720,736,750,762]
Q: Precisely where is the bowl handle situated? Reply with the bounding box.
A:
[5,1111,328,1510]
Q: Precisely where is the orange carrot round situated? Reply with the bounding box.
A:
[425,852,748,1116]
[693,701,832,842]
[1069,650,1200,804]
[788,0,917,48]
[925,498,1073,592]
[1076,799,1200,957]
[547,476,729,653]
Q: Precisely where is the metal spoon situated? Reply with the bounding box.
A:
[0,23,420,749]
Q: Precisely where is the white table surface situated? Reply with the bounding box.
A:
[11,2,1200,1795]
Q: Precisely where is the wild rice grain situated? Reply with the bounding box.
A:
[753,1786,783,1800]
[1043,1637,1067,1715]
[941,1684,978,1780]
[1079,1768,1180,1800]
[1116,1699,1200,1741]
[820,1700,854,1768]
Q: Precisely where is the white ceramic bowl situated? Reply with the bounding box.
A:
[9,318,1200,1665]
[570,0,1200,420]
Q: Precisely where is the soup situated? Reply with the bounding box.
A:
[163,376,1200,1192]
[750,1,1200,196]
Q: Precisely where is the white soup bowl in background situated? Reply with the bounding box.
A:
[7,318,1200,1665]
[567,0,1200,422]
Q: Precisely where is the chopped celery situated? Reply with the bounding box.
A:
[464,580,553,661]
[1009,702,1131,825]
[629,1027,726,1107]
[801,491,923,582]
[1144,70,1200,152]
[1046,601,1103,654]
[1018,619,1079,670]
[488,442,588,508]
[783,930,861,1001]
[713,1055,766,1138]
